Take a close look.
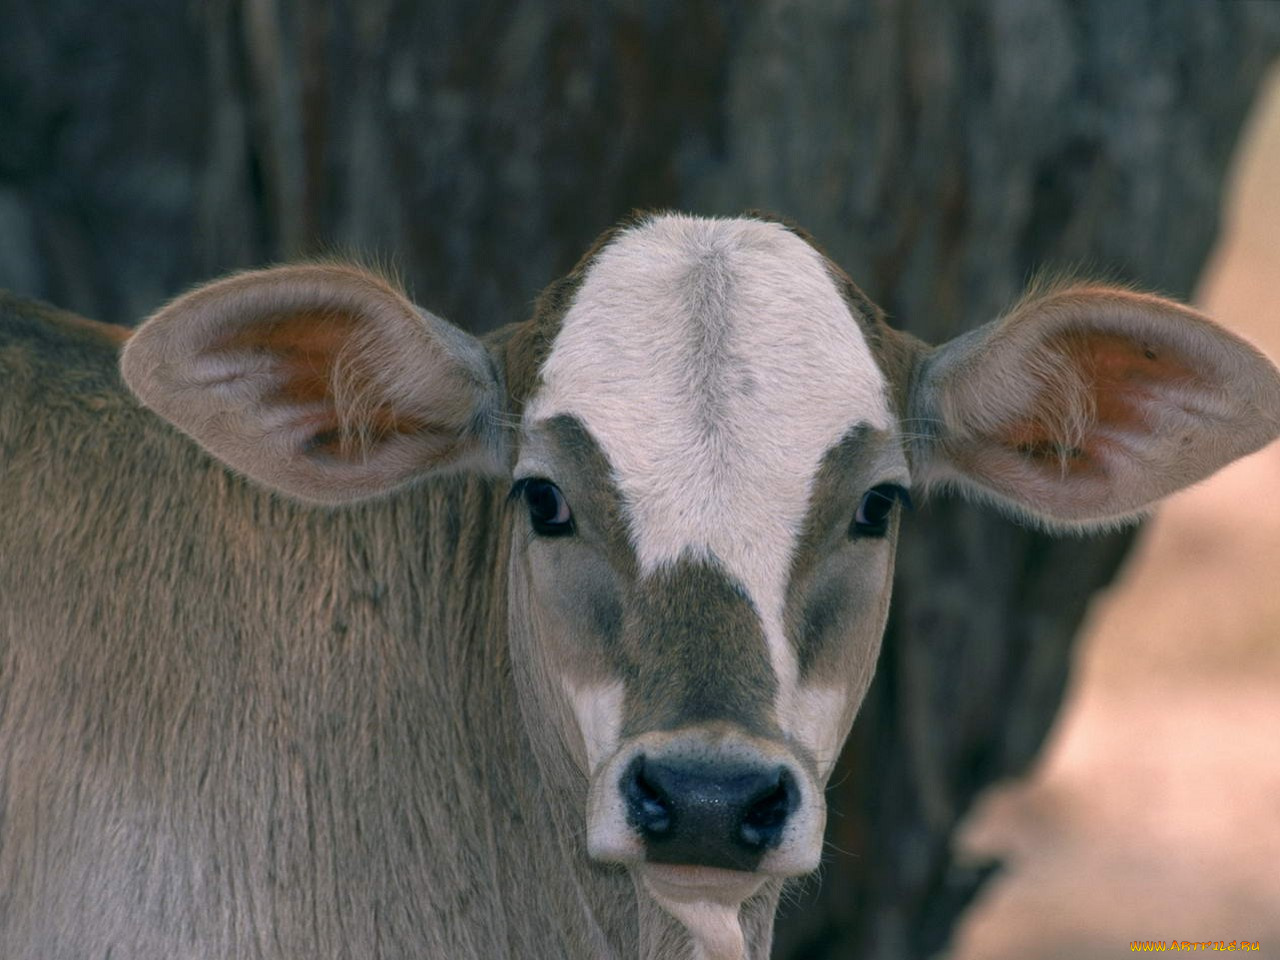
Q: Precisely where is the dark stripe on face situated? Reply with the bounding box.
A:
[784,424,900,680]
[619,559,779,740]
[533,414,638,582]
[521,415,779,741]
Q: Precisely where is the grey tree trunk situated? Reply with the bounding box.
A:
[1,2,1277,956]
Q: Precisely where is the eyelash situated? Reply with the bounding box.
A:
[510,477,575,537]
[850,484,913,538]
[508,479,911,540]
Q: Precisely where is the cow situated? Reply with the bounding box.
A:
[2,212,1278,960]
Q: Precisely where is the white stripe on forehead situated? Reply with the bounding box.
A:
[524,214,892,717]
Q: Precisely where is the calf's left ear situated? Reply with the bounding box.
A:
[910,285,1280,529]
[122,263,506,504]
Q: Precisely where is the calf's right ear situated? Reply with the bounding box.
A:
[122,263,506,504]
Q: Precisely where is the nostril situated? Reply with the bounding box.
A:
[619,755,804,869]
[737,768,798,852]
[622,755,673,838]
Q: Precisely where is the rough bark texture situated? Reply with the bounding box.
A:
[1,2,1277,957]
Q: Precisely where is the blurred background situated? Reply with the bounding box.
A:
[951,66,1280,960]
[1,2,1277,957]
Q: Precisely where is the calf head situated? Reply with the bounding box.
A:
[123,214,1280,958]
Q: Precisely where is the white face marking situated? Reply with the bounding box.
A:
[563,678,625,773]
[526,214,892,733]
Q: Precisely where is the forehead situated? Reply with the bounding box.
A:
[522,213,894,569]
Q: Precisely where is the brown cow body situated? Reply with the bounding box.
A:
[3,214,1278,960]
[0,297,702,958]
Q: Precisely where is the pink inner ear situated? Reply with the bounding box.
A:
[216,307,358,398]
[996,329,1204,476]
[213,308,439,462]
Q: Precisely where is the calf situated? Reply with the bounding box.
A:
[2,213,1277,960]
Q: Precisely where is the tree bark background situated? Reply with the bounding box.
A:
[1,2,1277,957]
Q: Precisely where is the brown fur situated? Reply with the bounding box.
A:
[121,264,505,503]
[4,213,1279,960]
[1,293,660,958]
[0,282,775,959]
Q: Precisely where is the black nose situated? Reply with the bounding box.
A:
[620,754,799,871]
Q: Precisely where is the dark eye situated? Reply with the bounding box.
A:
[850,484,912,539]
[514,478,574,537]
